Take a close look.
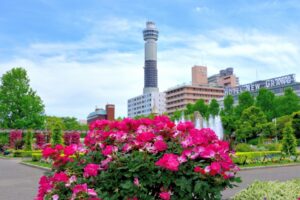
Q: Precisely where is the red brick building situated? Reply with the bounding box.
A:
[87,104,115,124]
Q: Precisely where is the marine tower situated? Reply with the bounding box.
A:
[143,21,159,94]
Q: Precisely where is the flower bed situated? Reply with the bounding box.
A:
[36,116,240,200]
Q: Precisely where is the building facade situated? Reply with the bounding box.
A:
[208,67,239,88]
[127,92,166,118]
[224,74,300,100]
[127,21,166,118]
[165,84,224,115]
[87,104,115,124]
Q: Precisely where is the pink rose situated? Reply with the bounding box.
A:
[159,191,171,200]
[154,140,168,152]
[84,164,100,178]
[155,153,180,171]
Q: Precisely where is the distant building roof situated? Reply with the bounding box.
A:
[87,108,107,120]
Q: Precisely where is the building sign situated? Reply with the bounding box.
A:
[225,74,296,95]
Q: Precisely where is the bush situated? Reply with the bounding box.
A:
[0,132,9,145]
[282,123,297,155]
[13,150,42,157]
[235,143,254,152]
[36,117,240,200]
[51,124,63,146]
[233,179,300,200]
[9,130,23,149]
[25,130,33,151]
[35,132,46,149]
[64,131,80,146]
[32,153,42,161]
[247,138,260,145]
[233,151,282,165]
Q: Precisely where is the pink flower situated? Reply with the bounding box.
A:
[159,191,171,200]
[155,153,180,171]
[134,177,140,186]
[194,166,205,175]
[136,132,155,143]
[64,145,77,156]
[52,172,69,183]
[42,147,56,158]
[84,164,100,178]
[52,194,59,200]
[209,162,221,176]
[102,145,118,156]
[154,140,168,152]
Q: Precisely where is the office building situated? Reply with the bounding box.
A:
[87,104,115,124]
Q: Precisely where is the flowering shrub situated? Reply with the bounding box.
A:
[36,132,46,149]
[36,116,240,200]
[9,130,23,148]
[64,131,81,146]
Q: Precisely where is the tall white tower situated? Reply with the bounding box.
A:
[143,21,159,94]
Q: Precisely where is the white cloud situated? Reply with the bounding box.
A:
[1,18,300,119]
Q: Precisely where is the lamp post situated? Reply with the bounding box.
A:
[272,118,277,143]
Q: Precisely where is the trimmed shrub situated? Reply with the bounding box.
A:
[282,123,297,155]
[233,151,283,165]
[51,124,63,146]
[36,117,240,200]
[32,153,42,161]
[235,143,254,152]
[13,150,42,157]
[0,132,9,145]
[233,179,300,200]
[24,130,33,151]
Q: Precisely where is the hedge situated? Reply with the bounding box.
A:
[13,150,42,157]
[233,151,300,165]
[31,153,42,161]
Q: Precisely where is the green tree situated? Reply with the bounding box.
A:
[236,106,267,142]
[62,117,81,130]
[24,130,33,151]
[220,95,237,141]
[223,95,234,114]
[185,103,194,115]
[235,91,254,117]
[170,110,182,121]
[275,88,300,117]
[262,122,276,139]
[194,99,209,119]
[255,88,275,121]
[291,111,300,138]
[281,123,297,155]
[209,99,220,117]
[45,116,64,131]
[0,67,45,129]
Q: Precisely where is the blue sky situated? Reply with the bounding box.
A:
[0,0,300,119]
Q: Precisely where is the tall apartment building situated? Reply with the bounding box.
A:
[208,67,239,88]
[165,66,224,115]
[127,21,166,118]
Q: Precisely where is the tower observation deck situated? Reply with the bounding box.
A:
[143,21,159,94]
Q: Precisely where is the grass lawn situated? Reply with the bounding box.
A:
[22,160,51,169]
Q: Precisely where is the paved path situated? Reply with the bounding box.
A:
[222,165,300,199]
[0,158,45,200]
[0,158,300,200]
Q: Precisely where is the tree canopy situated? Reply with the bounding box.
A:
[0,67,45,129]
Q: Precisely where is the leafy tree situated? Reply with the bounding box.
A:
[185,103,194,115]
[275,88,300,117]
[62,117,81,130]
[275,115,292,139]
[194,99,209,119]
[220,95,237,141]
[261,122,276,139]
[236,106,267,142]
[0,67,45,129]
[170,110,182,121]
[281,123,297,155]
[291,111,300,138]
[24,130,33,151]
[223,95,234,114]
[255,88,275,121]
[235,91,254,117]
[209,99,220,117]
[45,116,64,131]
